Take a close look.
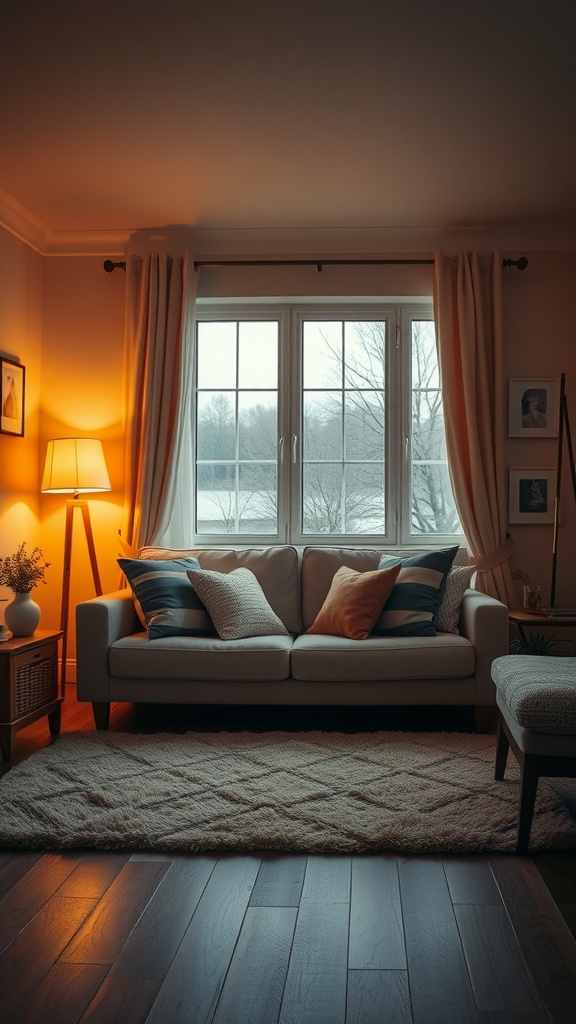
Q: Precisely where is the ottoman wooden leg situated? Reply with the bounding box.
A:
[516,752,541,855]
[494,714,509,780]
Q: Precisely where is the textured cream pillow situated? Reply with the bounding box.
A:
[433,565,475,634]
[187,567,289,640]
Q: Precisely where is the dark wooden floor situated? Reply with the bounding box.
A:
[1,693,576,1024]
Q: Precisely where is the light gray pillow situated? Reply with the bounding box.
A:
[187,566,289,640]
[433,565,475,634]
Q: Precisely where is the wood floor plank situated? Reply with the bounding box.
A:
[0,852,84,954]
[0,851,43,901]
[454,903,543,1013]
[443,856,503,905]
[490,855,576,1024]
[279,856,351,1024]
[346,969,412,1024]
[145,855,261,1024]
[79,978,162,1024]
[532,852,576,903]
[59,859,170,965]
[108,855,217,980]
[479,1012,551,1023]
[213,906,297,1024]
[560,902,576,938]
[9,963,109,1024]
[56,851,132,899]
[349,854,406,970]
[0,896,97,1020]
[249,854,307,907]
[398,856,480,1024]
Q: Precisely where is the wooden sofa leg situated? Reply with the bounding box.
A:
[92,702,110,731]
[474,705,496,734]
[494,714,509,780]
[516,753,540,855]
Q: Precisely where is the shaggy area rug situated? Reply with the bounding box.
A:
[1,729,576,853]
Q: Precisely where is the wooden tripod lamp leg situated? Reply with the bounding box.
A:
[60,498,103,688]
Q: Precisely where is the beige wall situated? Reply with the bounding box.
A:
[503,253,576,609]
[1,227,576,674]
[39,257,126,669]
[0,229,43,595]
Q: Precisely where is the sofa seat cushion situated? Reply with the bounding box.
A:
[291,633,474,682]
[109,632,293,682]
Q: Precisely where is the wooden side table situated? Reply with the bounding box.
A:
[508,609,576,648]
[0,629,64,763]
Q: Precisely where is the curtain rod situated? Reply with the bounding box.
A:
[103,256,528,273]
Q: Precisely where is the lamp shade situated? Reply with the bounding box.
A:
[42,438,111,495]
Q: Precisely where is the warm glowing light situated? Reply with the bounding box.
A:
[41,438,111,496]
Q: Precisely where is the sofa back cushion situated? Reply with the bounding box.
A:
[139,545,300,634]
[301,546,467,632]
[301,547,382,630]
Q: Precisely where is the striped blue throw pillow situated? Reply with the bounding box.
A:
[372,547,459,637]
[118,557,215,639]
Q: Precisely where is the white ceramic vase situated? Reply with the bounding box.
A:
[4,591,41,637]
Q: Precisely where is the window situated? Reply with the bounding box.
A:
[194,303,461,546]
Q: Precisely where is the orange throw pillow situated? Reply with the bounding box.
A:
[307,564,401,640]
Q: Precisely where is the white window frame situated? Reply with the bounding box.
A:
[193,301,462,548]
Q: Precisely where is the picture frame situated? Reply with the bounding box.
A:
[0,358,26,437]
[509,467,556,523]
[508,378,559,437]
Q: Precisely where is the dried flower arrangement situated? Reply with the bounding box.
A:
[0,542,51,593]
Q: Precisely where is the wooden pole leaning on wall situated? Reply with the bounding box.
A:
[550,373,576,607]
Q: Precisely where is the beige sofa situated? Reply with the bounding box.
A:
[76,545,509,730]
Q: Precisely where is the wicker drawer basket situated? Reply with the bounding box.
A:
[15,655,58,717]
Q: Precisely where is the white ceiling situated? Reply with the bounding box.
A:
[2,0,576,251]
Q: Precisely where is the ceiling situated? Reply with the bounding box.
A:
[2,0,576,251]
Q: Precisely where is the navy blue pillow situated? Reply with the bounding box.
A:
[372,547,459,637]
[118,557,215,639]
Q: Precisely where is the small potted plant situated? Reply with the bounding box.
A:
[0,542,50,637]
[512,568,542,612]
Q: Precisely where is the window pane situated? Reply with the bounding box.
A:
[410,316,460,536]
[411,463,460,535]
[197,322,236,388]
[196,392,235,460]
[238,392,277,459]
[196,317,280,538]
[302,463,344,534]
[303,393,342,460]
[301,316,387,538]
[344,321,386,389]
[344,464,385,534]
[303,321,342,388]
[238,463,277,534]
[196,465,236,533]
[238,321,278,388]
[411,320,439,389]
[345,391,384,459]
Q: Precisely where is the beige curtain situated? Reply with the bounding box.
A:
[433,251,515,605]
[122,252,197,552]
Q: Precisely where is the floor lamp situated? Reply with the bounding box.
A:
[42,438,111,686]
[550,373,576,608]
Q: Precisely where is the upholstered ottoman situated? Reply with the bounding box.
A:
[491,654,576,853]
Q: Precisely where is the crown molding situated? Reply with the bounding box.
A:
[1,187,576,257]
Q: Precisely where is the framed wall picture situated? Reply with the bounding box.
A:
[508,378,559,437]
[1,358,26,437]
[509,467,556,523]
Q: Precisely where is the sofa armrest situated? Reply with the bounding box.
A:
[459,589,509,705]
[76,589,139,702]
